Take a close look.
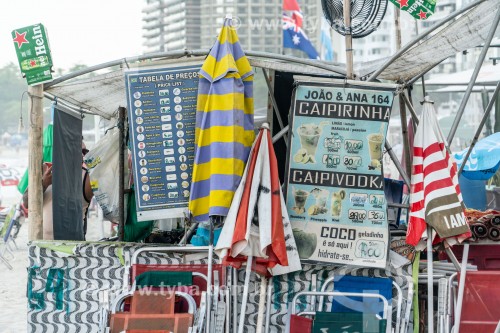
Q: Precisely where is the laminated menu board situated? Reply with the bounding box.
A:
[285,79,396,268]
[125,64,200,221]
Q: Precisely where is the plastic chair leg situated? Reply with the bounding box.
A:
[3,242,15,260]
[0,252,12,270]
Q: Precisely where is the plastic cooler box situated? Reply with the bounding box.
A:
[439,244,500,270]
[458,271,500,333]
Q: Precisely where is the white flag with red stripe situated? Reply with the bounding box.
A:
[407,100,471,249]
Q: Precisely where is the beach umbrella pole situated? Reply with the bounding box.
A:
[453,243,470,333]
[238,255,253,333]
[427,226,434,333]
[206,219,214,333]
[264,277,273,333]
[233,267,238,331]
[256,276,268,333]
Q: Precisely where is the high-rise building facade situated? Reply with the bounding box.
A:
[142,0,330,57]
[142,0,201,54]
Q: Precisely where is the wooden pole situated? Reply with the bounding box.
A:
[394,7,412,178]
[394,7,402,50]
[28,84,44,241]
[343,0,353,79]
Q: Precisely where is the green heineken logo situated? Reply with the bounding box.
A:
[390,0,436,20]
[12,23,53,85]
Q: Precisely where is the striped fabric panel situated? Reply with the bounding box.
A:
[199,20,253,83]
[194,126,255,148]
[198,77,253,98]
[194,142,251,165]
[408,120,470,246]
[195,110,254,130]
[189,18,254,222]
[190,158,246,183]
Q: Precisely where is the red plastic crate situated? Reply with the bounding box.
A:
[439,244,500,270]
[459,271,500,333]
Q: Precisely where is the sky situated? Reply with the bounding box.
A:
[0,1,143,70]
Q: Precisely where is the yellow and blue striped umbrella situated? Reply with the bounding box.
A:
[189,17,255,222]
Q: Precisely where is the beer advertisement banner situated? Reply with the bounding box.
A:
[12,23,53,85]
[285,80,396,268]
[125,64,201,221]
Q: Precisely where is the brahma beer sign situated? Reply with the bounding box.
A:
[285,79,396,268]
[12,23,53,85]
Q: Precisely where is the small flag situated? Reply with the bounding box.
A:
[389,0,436,20]
[283,0,304,28]
[320,18,334,61]
[283,14,319,60]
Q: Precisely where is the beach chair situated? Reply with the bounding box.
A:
[108,289,197,333]
[318,275,403,333]
[100,246,226,333]
[290,290,390,333]
[0,203,24,270]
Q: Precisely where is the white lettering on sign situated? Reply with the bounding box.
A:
[32,25,47,56]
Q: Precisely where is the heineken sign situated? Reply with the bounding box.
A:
[12,23,53,85]
[390,0,436,20]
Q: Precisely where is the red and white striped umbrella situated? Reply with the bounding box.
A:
[407,99,471,249]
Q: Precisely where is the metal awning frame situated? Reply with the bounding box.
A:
[42,50,347,120]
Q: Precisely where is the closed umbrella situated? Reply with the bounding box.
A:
[215,124,301,333]
[454,132,500,181]
[407,98,472,249]
[189,16,255,331]
[407,97,472,333]
[189,16,255,223]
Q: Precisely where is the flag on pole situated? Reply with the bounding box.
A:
[320,18,334,61]
[283,0,304,28]
[283,14,319,60]
[389,0,436,20]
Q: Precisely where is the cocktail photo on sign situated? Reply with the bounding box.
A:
[285,79,397,268]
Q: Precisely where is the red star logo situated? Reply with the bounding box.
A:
[398,0,409,7]
[30,60,37,67]
[418,10,428,19]
[13,31,29,49]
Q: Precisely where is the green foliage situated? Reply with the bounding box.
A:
[0,63,96,134]
[0,63,29,133]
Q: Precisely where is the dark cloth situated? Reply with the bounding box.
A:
[52,107,83,240]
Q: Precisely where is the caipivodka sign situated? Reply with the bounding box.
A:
[12,23,53,85]
[285,79,396,268]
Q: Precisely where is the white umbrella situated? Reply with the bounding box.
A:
[215,123,301,333]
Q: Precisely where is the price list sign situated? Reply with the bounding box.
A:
[125,64,200,221]
[285,80,396,268]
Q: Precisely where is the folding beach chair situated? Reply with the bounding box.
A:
[108,289,197,333]
[0,203,24,270]
[101,246,226,333]
[318,275,403,333]
[290,290,390,333]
